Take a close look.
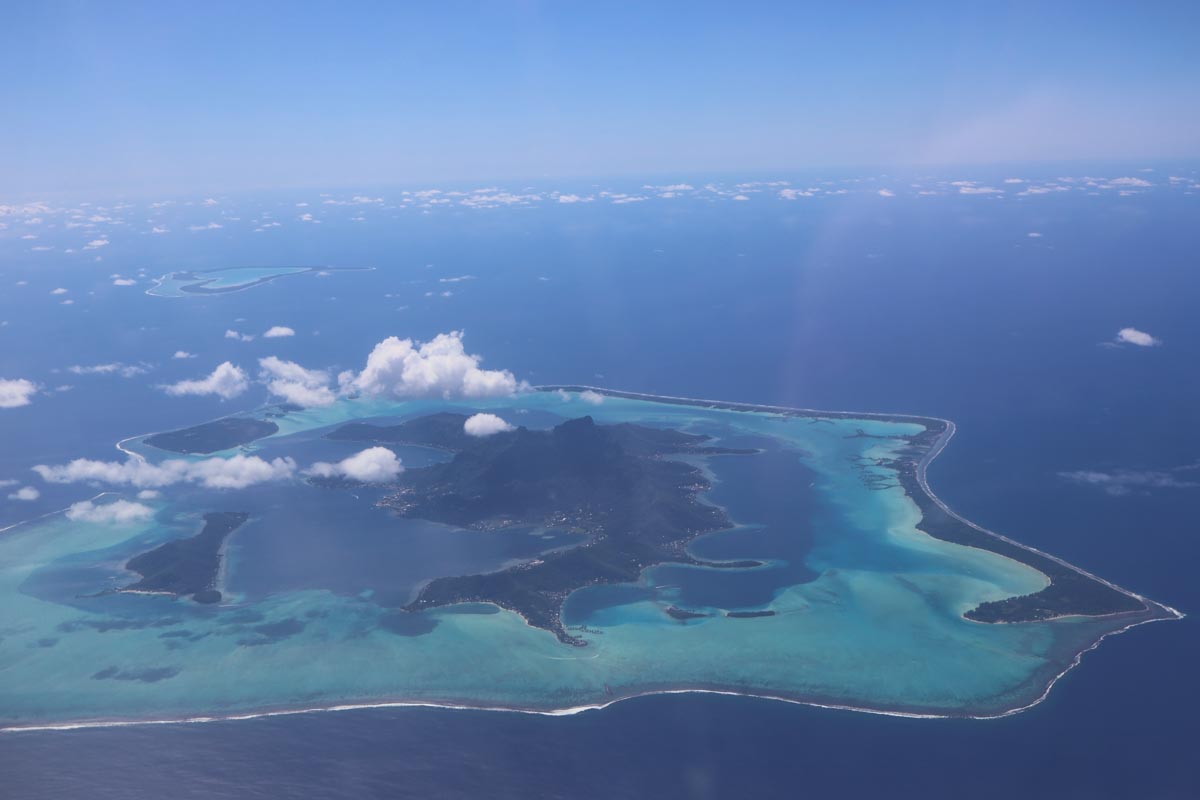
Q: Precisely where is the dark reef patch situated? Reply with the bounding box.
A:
[58,616,183,634]
[91,665,180,683]
[238,618,306,647]
[378,611,439,637]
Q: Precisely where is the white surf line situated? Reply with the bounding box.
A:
[536,384,951,426]
[0,686,1004,734]
[0,672,1091,735]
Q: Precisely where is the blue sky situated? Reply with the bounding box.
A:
[3,1,1198,195]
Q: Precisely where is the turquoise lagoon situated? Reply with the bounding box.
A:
[0,391,1161,728]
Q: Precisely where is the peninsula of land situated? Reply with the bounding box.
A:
[145,418,279,455]
[121,511,249,603]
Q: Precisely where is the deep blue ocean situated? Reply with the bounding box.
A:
[1,168,1197,797]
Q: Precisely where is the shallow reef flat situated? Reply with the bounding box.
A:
[0,389,1180,730]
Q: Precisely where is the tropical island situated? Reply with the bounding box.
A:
[328,412,757,644]
[5,386,1181,730]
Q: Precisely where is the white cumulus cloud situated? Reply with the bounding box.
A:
[308,447,403,483]
[224,329,254,342]
[66,499,155,524]
[1115,327,1161,347]
[35,454,297,490]
[0,378,37,408]
[7,486,39,501]
[112,278,136,286]
[163,362,249,400]
[340,331,521,400]
[259,356,335,407]
[463,413,515,437]
[263,326,295,338]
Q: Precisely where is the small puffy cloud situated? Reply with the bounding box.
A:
[151,226,169,234]
[84,238,110,250]
[259,356,334,407]
[7,486,39,501]
[263,383,334,407]
[172,351,195,359]
[877,189,895,197]
[308,447,402,483]
[137,489,161,500]
[188,222,223,231]
[163,362,249,400]
[69,363,148,378]
[1058,468,1197,496]
[0,378,38,408]
[51,287,68,295]
[66,499,154,524]
[1027,232,1042,238]
[579,390,605,405]
[113,278,136,286]
[340,331,521,400]
[225,329,255,342]
[958,186,1002,195]
[263,326,295,338]
[1115,327,1161,347]
[463,413,514,437]
[1107,177,1152,188]
[557,194,592,204]
[35,454,297,490]
[258,356,326,385]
